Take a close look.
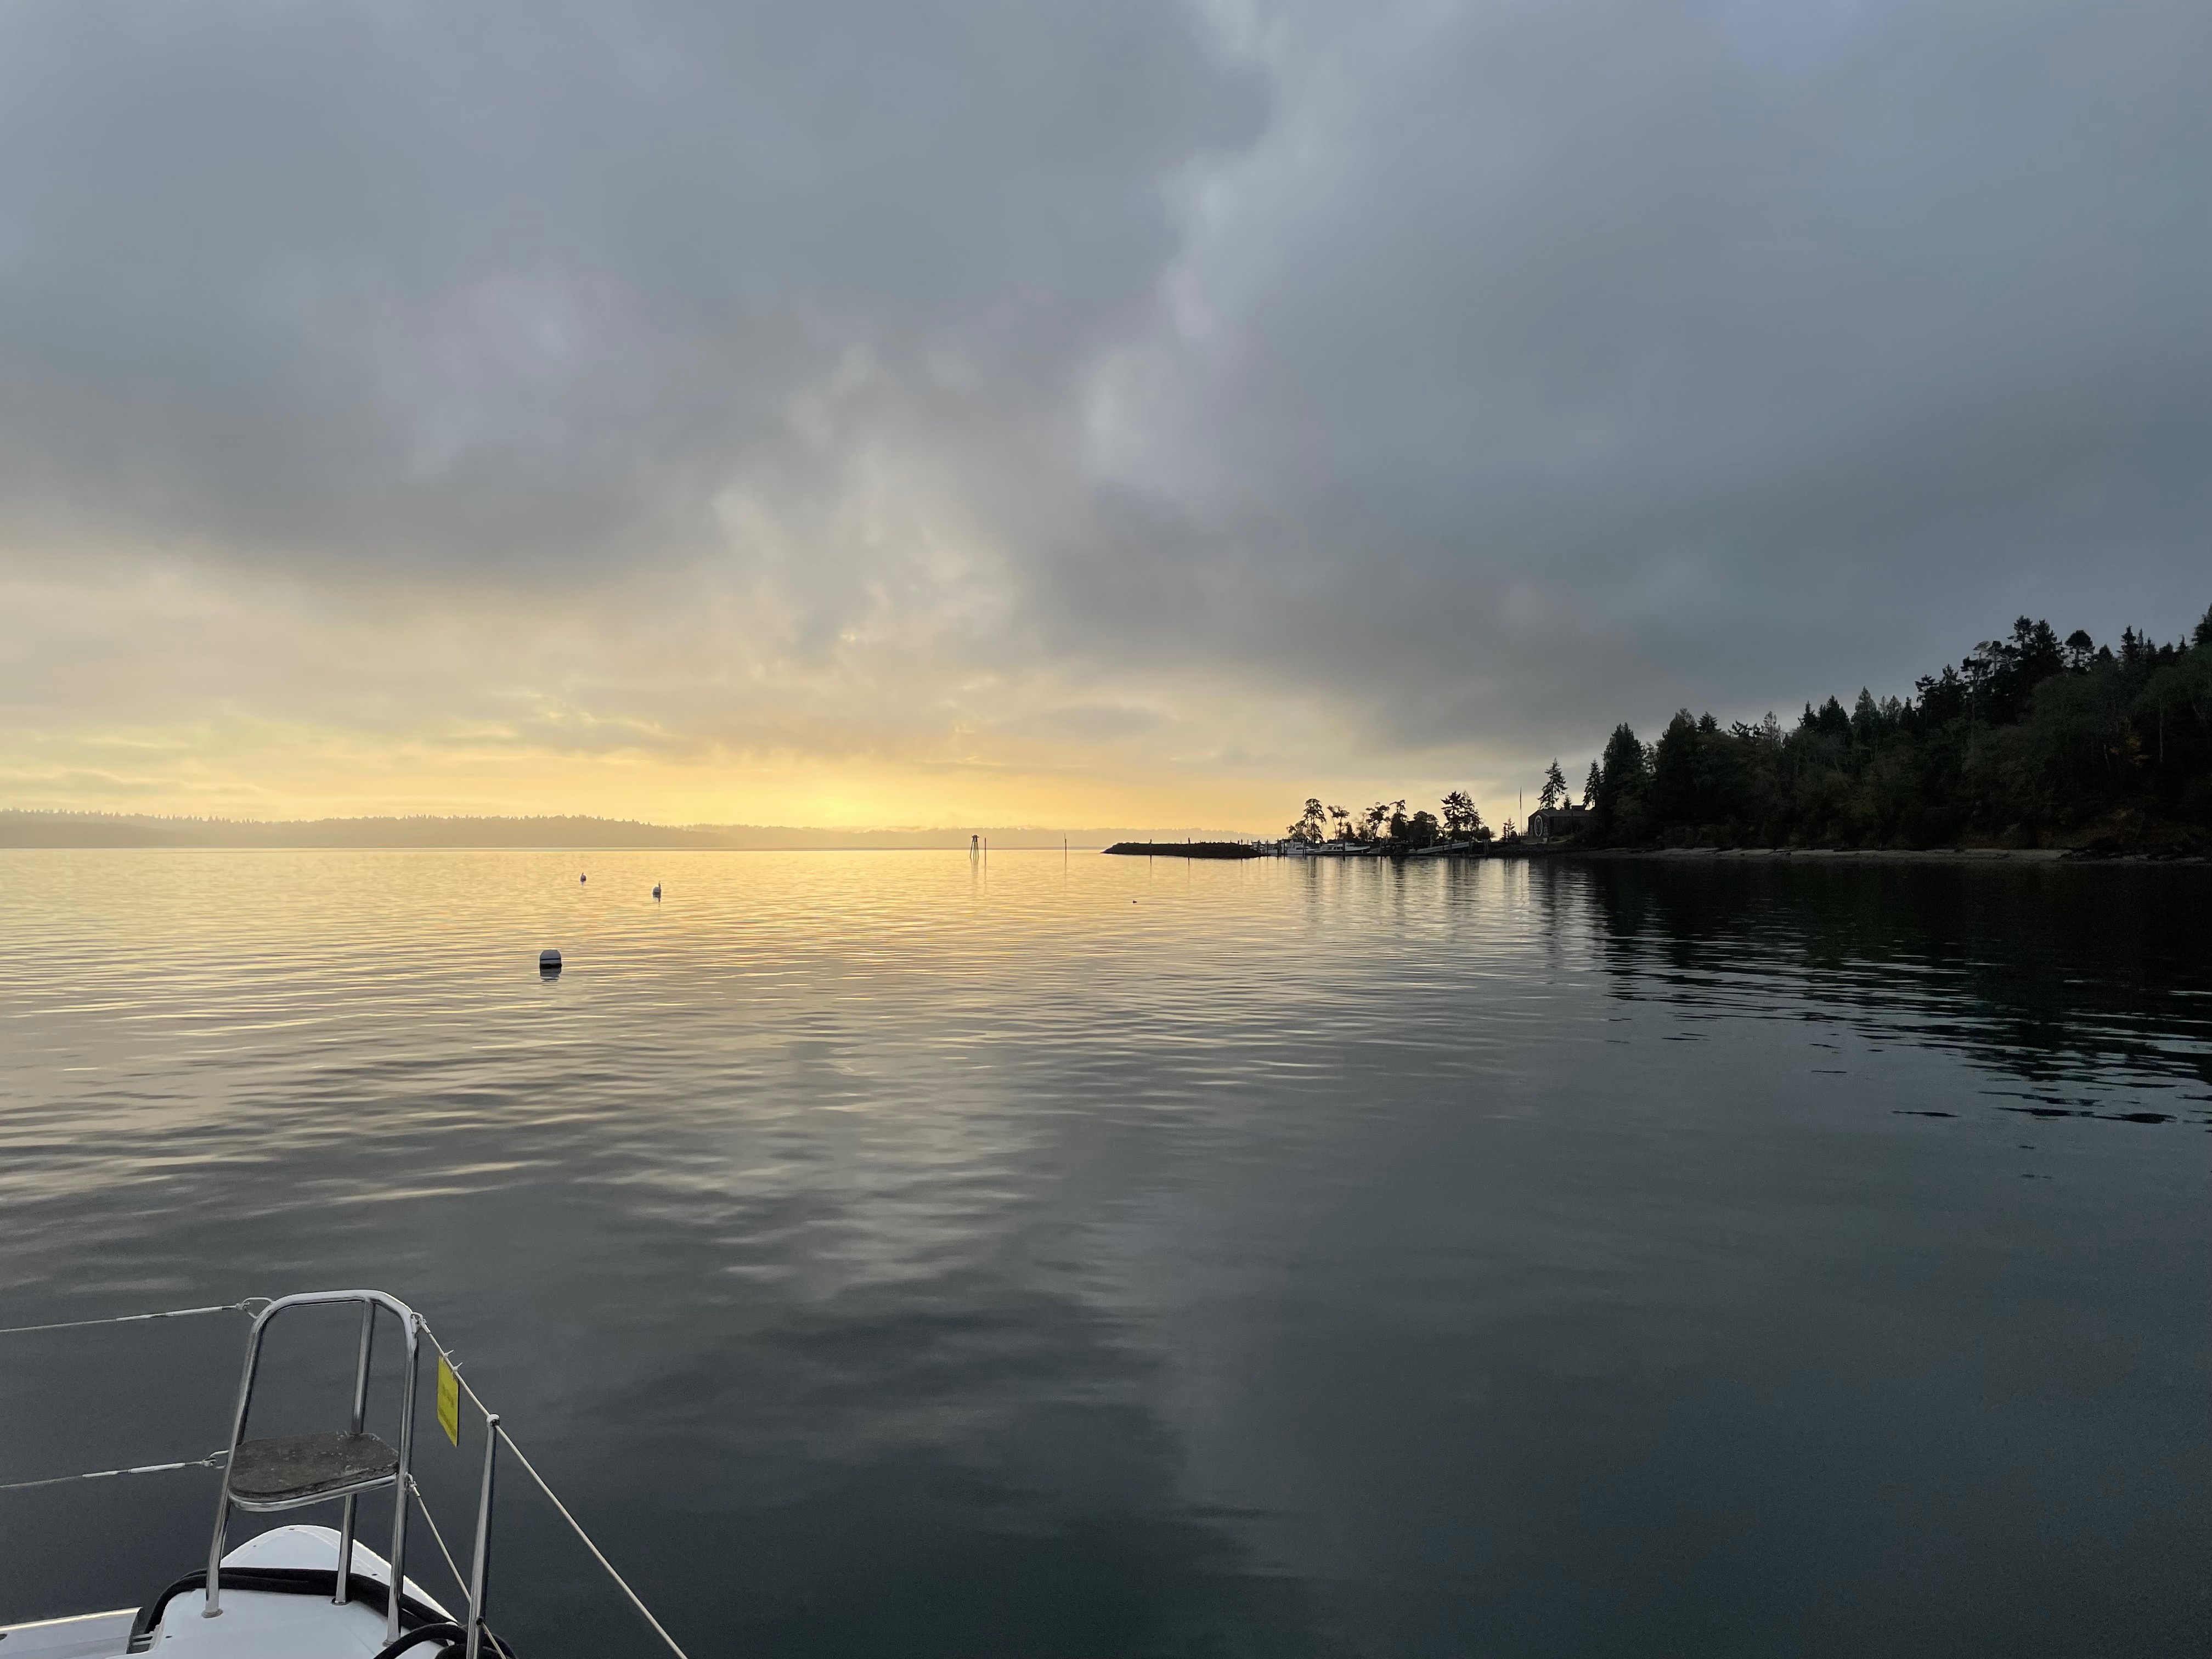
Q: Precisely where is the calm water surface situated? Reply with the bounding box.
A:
[2,850,2207,1655]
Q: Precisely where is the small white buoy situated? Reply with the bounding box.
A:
[652,883,662,900]
[539,949,562,970]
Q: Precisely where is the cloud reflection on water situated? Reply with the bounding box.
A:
[1,851,2204,1653]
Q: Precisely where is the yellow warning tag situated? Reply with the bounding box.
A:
[436,1352,460,1446]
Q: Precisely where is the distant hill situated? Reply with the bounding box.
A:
[0,811,1210,850]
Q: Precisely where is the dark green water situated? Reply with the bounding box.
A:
[2,851,2206,1655]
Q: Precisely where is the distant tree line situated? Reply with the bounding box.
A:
[1284,794,1487,849]
[1284,605,2212,853]
[1286,759,1589,849]
[1587,607,2212,849]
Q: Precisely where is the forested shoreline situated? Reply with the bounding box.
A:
[1290,605,2212,854]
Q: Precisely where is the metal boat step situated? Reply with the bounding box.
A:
[224,1432,399,1509]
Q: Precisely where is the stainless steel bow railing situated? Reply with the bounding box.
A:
[206,1290,423,1641]
[0,1293,692,1659]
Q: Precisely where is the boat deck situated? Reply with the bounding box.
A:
[0,1525,449,1659]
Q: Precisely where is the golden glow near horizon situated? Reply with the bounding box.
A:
[0,555,1543,834]
[0,707,1540,838]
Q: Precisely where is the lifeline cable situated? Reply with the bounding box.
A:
[407,1474,472,1606]
[419,1321,691,1659]
[0,1450,229,1494]
[493,1424,692,1659]
[0,1297,268,1338]
[405,1474,514,1657]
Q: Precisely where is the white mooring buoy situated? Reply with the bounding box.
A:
[539,949,563,970]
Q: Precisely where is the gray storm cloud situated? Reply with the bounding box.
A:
[0,0,2205,796]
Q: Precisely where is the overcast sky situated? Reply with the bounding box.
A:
[1,0,2204,828]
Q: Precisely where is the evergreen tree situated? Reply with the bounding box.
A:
[1279,599,2210,854]
[1650,711,1704,827]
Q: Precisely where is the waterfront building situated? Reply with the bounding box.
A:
[1525,805,1592,843]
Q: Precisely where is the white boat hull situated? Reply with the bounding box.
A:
[2,1526,450,1659]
